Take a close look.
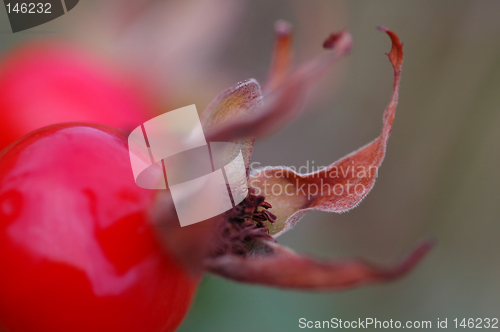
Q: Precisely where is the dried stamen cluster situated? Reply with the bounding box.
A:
[212,188,277,256]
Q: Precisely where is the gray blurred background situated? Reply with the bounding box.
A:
[2,0,499,331]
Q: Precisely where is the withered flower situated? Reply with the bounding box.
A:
[182,22,434,290]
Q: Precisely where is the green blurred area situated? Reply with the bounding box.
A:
[2,0,499,331]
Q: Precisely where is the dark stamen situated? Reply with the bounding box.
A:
[211,187,276,256]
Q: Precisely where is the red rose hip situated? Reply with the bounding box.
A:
[0,123,198,332]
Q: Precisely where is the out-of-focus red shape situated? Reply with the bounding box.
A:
[248,28,404,237]
[0,41,155,151]
[0,124,198,332]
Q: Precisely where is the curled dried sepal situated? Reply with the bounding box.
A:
[201,79,263,168]
[248,28,404,236]
[207,30,352,142]
[205,239,434,290]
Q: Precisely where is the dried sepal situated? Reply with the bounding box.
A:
[247,28,404,236]
[207,30,352,142]
[205,239,434,290]
[201,79,263,168]
[264,20,293,93]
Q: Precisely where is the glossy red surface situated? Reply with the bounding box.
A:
[0,124,198,332]
[0,41,155,151]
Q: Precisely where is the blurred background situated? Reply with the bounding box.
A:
[1,0,499,331]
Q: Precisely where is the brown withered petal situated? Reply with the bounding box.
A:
[205,239,434,290]
[201,79,263,169]
[206,30,352,142]
[247,27,404,236]
[264,20,293,93]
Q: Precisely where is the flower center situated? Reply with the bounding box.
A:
[211,188,277,256]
